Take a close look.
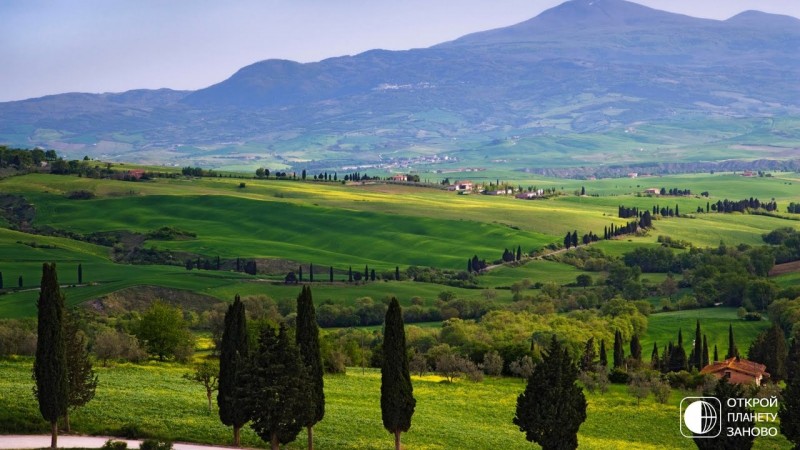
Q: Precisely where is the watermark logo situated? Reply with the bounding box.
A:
[680,397,722,438]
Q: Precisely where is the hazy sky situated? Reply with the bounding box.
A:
[2,0,800,102]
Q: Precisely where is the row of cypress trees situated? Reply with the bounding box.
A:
[217,287,416,450]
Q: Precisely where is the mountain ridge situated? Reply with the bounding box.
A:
[1,0,799,170]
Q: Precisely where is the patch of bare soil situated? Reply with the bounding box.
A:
[769,260,800,277]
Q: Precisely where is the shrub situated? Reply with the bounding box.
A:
[139,440,172,450]
[743,312,762,321]
[609,368,631,384]
[101,440,128,450]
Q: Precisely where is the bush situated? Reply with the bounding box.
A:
[139,440,172,450]
[101,440,128,450]
[119,423,143,439]
[743,312,762,321]
[609,368,631,384]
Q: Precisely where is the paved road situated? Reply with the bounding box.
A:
[0,435,243,450]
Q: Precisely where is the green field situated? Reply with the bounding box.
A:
[0,359,790,449]
[643,308,772,362]
[0,170,798,319]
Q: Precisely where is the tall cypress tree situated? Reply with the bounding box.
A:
[780,364,800,448]
[309,263,314,283]
[747,325,788,381]
[63,310,98,432]
[245,325,310,450]
[514,335,587,450]
[33,263,68,449]
[727,324,739,359]
[77,264,83,284]
[651,342,660,370]
[296,286,324,450]
[599,339,608,367]
[348,266,353,282]
[788,335,800,383]
[702,335,710,368]
[693,320,703,370]
[695,378,754,449]
[613,330,625,369]
[714,344,719,363]
[0,271,3,289]
[299,266,303,282]
[630,334,642,364]
[580,337,596,372]
[218,294,249,446]
[395,266,400,281]
[381,298,415,450]
[329,266,334,283]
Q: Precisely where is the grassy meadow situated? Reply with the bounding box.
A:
[0,359,790,449]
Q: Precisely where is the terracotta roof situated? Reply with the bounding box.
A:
[700,357,769,378]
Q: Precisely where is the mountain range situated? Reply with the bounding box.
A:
[1,0,799,171]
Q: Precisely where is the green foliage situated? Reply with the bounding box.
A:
[694,378,754,449]
[747,325,787,382]
[514,335,587,450]
[64,310,98,423]
[139,440,173,450]
[183,360,219,412]
[134,301,194,361]
[217,294,249,445]
[381,298,415,445]
[779,371,800,448]
[295,286,325,430]
[33,262,68,433]
[243,325,310,448]
[101,439,128,450]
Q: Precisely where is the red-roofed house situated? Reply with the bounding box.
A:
[700,357,770,386]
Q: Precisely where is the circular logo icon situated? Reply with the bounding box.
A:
[683,400,719,435]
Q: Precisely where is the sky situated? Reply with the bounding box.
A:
[2,0,800,102]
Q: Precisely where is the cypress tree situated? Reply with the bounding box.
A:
[329,266,334,283]
[727,324,739,359]
[370,269,376,282]
[702,335,709,368]
[747,325,787,381]
[0,271,3,289]
[364,265,369,282]
[63,310,98,433]
[781,354,800,447]
[599,339,608,367]
[514,335,587,450]
[669,330,688,372]
[218,294,249,446]
[613,330,625,369]
[580,337,596,372]
[381,298,415,450]
[714,344,719,363]
[651,342,660,370]
[395,266,400,281]
[77,264,83,284]
[788,335,800,383]
[630,334,642,363]
[296,286,325,450]
[299,266,303,282]
[516,245,522,261]
[693,320,703,370]
[245,324,310,450]
[33,263,68,449]
[348,267,353,282]
[310,263,314,283]
[19,275,23,288]
[695,378,754,449]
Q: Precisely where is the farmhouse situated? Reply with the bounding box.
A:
[453,180,473,191]
[644,188,660,195]
[699,357,770,386]
[515,189,545,200]
[390,174,408,182]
